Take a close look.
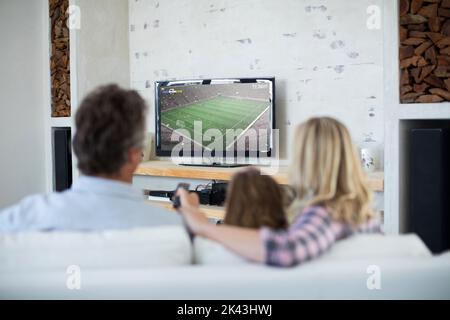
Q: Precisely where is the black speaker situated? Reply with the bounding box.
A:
[210,182,227,206]
[409,128,450,253]
[53,127,73,192]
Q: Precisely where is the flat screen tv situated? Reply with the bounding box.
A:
[155,77,275,160]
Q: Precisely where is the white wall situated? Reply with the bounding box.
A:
[0,0,49,208]
[74,0,130,102]
[129,0,384,162]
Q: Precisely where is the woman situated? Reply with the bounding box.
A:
[177,117,382,267]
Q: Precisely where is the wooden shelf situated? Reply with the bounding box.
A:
[136,160,384,192]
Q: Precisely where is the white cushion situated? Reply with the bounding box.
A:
[194,237,250,265]
[0,226,192,271]
[194,234,432,265]
[319,234,432,261]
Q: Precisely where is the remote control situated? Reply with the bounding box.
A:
[172,183,190,209]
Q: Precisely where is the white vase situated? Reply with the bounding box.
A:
[361,148,376,172]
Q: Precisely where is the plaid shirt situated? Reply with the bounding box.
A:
[261,206,382,267]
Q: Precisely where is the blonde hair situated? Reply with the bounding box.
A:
[289,117,375,226]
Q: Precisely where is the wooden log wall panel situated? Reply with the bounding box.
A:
[400,0,450,103]
[49,0,70,117]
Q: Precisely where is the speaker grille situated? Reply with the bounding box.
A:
[409,128,450,253]
[52,127,72,192]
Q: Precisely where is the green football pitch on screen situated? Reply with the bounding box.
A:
[161,96,269,149]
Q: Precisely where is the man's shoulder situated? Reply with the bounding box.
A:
[1,192,51,213]
[0,189,76,221]
[0,192,56,232]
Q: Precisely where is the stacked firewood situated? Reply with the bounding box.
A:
[400,0,450,103]
[50,0,70,117]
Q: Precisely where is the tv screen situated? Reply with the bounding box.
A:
[155,77,275,159]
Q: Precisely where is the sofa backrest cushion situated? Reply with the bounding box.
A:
[319,234,432,261]
[194,234,432,265]
[194,237,249,265]
[0,226,192,272]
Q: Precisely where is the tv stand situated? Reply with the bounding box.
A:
[179,162,251,168]
[135,160,384,192]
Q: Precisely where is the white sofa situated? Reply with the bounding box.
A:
[0,226,449,299]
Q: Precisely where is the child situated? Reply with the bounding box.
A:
[223,168,287,230]
[177,117,382,267]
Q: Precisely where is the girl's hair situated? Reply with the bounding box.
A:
[289,117,375,226]
[224,168,287,230]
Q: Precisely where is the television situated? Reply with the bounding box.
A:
[155,77,275,162]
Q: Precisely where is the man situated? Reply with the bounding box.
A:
[0,84,180,232]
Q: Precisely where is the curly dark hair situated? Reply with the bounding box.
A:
[73,84,147,175]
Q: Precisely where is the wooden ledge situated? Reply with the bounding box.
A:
[136,160,384,192]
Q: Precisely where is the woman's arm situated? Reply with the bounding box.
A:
[177,189,265,263]
[177,190,338,267]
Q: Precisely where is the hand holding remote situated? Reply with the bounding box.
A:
[172,183,190,209]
